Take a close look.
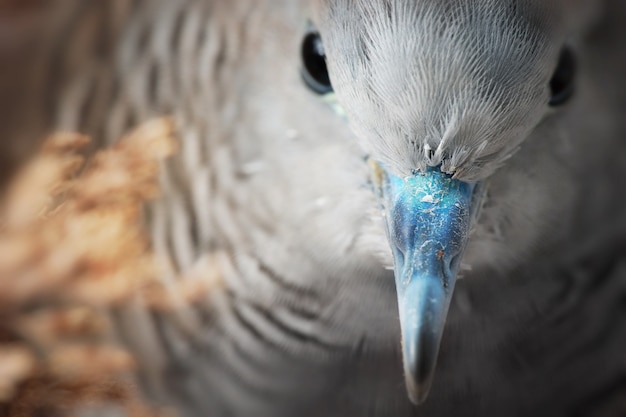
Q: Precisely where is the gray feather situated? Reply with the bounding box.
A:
[12,0,626,416]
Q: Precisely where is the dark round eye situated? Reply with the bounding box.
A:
[301,32,333,94]
[549,46,576,107]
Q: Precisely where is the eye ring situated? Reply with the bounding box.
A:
[301,32,334,95]
[549,46,576,107]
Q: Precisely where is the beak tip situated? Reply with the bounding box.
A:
[402,336,437,405]
[405,371,434,405]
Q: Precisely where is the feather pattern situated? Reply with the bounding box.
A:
[21,0,626,416]
[315,0,569,180]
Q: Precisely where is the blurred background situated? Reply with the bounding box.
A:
[0,2,177,416]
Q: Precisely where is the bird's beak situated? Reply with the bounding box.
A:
[374,163,482,404]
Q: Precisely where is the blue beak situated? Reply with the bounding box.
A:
[379,166,480,404]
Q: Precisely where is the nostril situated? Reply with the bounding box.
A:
[450,252,462,271]
[442,252,463,288]
[390,202,414,252]
[392,246,406,271]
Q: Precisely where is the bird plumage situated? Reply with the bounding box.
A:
[15,0,626,415]
[314,0,560,180]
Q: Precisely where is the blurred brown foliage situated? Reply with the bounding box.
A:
[0,119,181,417]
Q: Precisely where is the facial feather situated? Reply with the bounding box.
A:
[313,0,567,181]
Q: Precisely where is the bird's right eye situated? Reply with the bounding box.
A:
[301,32,334,95]
[549,46,576,107]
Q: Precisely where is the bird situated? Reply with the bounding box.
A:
[18,0,626,416]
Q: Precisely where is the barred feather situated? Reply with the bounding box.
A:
[22,0,626,416]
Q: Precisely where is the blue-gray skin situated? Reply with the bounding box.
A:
[379,165,480,403]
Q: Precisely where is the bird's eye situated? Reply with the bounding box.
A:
[549,47,576,107]
[301,32,333,95]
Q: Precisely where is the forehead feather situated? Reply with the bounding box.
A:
[313,0,566,180]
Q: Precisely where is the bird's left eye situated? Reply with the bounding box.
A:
[301,32,334,95]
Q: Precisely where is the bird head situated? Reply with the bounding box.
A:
[300,0,594,405]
